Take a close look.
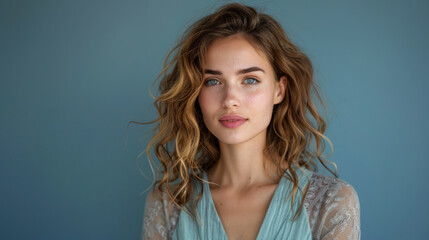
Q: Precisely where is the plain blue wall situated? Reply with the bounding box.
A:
[1,0,428,239]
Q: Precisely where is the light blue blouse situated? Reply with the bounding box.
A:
[172,168,313,239]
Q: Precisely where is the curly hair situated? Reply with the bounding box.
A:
[134,3,337,221]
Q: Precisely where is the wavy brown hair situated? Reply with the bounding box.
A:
[135,3,337,221]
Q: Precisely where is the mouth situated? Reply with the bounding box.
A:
[219,115,247,128]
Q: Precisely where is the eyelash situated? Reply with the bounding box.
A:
[203,77,260,86]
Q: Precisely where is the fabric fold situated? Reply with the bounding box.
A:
[172,167,313,240]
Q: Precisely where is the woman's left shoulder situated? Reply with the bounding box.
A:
[305,172,360,239]
[307,172,359,202]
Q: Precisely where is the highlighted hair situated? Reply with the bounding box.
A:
[135,3,337,221]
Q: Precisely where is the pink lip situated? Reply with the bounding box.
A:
[219,115,247,128]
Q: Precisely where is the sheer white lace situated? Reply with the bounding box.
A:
[142,173,360,240]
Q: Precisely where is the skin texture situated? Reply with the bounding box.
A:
[199,34,283,147]
[197,34,287,240]
[198,34,286,188]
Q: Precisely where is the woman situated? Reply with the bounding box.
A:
[142,3,360,240]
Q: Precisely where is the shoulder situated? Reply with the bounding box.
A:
[305,173,360,239]
[145,187,181,221]
[144,188,169,217]
[143,188,180,240]
[306,173,359,206]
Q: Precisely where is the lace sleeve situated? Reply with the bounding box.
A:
[142,189,179,240]
[305,174,360,240]
[320,181,360,240]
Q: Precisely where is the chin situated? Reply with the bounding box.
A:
[218,139,246,146]
[216,132,264,146]
[211,133,246,145]
[207,125,268,146]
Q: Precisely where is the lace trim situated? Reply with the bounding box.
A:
[142,173,360,240]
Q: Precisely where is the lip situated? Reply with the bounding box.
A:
[219,115,247,128]
[219,115,246,121]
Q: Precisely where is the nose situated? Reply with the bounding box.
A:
[222,84,240,109]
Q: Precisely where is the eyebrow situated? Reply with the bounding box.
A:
[204,66,265,75]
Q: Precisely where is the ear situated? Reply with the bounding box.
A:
[274,76,287,104]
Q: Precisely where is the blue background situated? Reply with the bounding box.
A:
[1,0,428,239]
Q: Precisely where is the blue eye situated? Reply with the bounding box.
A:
[243,78,259,84]
[205,79,220,86]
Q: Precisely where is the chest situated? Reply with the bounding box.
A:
[210,185,277,240]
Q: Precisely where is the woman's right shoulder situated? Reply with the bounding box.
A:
[145,187,165,204]
[143,188,181,240]
[145,187,180,218]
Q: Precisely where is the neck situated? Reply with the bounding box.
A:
[207,133,282,190]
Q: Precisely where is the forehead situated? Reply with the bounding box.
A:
[204,35,272,72]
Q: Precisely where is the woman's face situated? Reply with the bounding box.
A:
[198,34,286,146]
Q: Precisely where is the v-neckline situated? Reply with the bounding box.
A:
[202,171,287,240]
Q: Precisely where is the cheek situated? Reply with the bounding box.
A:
[246,89,276,119]
[246,88,275,108]
[198,91,216,117]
